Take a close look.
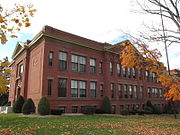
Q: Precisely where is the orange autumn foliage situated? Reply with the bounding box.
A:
[120,41,180,101]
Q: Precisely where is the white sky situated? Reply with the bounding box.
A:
[0,0,179,69]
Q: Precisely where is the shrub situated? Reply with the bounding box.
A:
[144,106,153,114]
[120,109,129,115]
[163,103,172,114]
[51,109,62,115]
[13,95,25,113]
[101,96,111,114]
[152,105,162,114]
[146,100,153,108]
[95,109,104,114]
[136,109,145,115]
[22,98,36,115]
[129,109,137,115]
[38,97,50,115]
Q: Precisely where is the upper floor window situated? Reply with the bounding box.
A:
[111,83,115,98]
[124,84,128,98]
[122,67,126,77]
[58,78,67,97]
[159,88,163,98]
[155,88,158,98]
[59,52,67,70]
[47,79,52,96]
[90,82,96,97]
[129,85,133,98]
[139,86,143,99]
[118,84,123,98]
[147,87,151,98]
[72,55,86,72]
[100,84,103,97]
[110,62,113,75]
[19,64,24,76]
[146,71,150,81]
[48,51,54,66]
[134,85,137,98]
[132,68,136,78]
[138,69,142,80]
[117,64,120,77]
[152,72,157,83]
[99,62,103,74]
[128,68,131,78]
[71,80,86,98]
[90,58,96,74]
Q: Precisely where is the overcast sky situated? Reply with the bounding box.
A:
[0,0,179,69]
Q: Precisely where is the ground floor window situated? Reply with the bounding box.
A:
[59,106,66,113]
[72,106,78,113]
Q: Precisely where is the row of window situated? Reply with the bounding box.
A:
[59,103,165,113]
[49,51,158,82]
[48,79,164,99]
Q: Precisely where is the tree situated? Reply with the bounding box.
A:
[38,97,50,115]
[120,40,180,118]
[22,98,36,114]
[0,57,10,94]
[137,0,180,44]
[13,95,25,113]
[101,96,111,114]
[0,3,36,44]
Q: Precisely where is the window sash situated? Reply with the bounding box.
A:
[58,78,67,97]
[90,59,96,66]
[59,52,67,61]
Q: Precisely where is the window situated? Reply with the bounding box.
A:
[59,106,66,113]
[159,88,163,98]
[120,105,124,112]
[59,52,67,70]
[48,51,53,66]
[117,64,120,77]
[110,62,113,75]
[139,86,143,99]
[152,87,155,98]
[90,82,96,97]
[134,85,137,98]
[111,83,115,98]
[100,84,103,97]
[79,56,86,72]
[90,58,96,73]
[147,87,151,98]
[146,71,150,81]
[72,55,78,72]
[72,55,86,72]
[18,64,24,76]
[128,68,131,78]
[122,68,126,77]
[47,79,52,96]
[111,105,116,114]
[79,81,86,97]
[99,62,103,74]
[132,68,136,78]
[118,84,123,98]
[71,80,86,98]
[155,88,158,98]
[58,78,67,97]
[72,106,78,113]
[138,69,142,80]
[71,80,78,97]
[124,85,128,98]
[129,85,133,98]
[152,72,157,83]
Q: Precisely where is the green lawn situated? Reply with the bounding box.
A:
[0,114,179,135]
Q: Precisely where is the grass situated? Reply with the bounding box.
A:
[0,114,179,135]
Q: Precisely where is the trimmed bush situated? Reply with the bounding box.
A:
[51,109,62,115]
[120,109,129,115]
[22,98,36,115]
[144,106,153,114]
[152,105,162,114]
[102,96,111,114]
[38,97,50,115]
[13,95,25,113]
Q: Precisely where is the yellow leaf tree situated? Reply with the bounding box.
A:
[120,40,180,117]
[0,57,10,94]
[0,3,36,44]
